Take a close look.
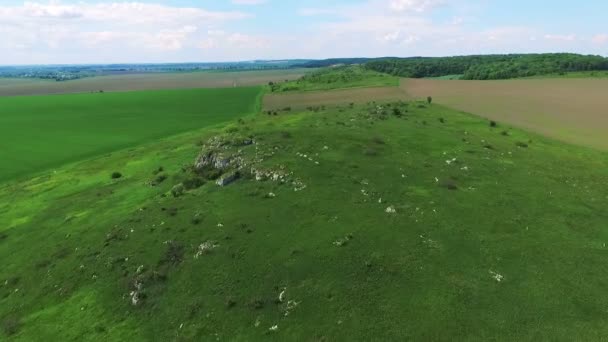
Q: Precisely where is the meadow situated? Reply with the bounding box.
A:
[2,100,608,340]
[263,84,408,111]
[0,69,308,97]
[0,87,261,182]
[270,66,398,92]
[404,78,608,150]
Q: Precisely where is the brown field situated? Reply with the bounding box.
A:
[0,69,310,97]
[404,78,608,150]
[263,84,409,111]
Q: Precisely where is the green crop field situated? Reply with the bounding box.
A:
[0,87,261,182]
[2,98,608,340]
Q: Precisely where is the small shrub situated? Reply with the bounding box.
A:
[501,130,509,136]
[280,131,292,139]
[439,118,445,123]
[1,317,21,336]
[283,107,292,112]
[111,172,122,179]
[363,147,379,156]
[160,241,185,265]
[490,120,498,127]
[427,96,433,105]
[183,176,205,190]
[439,179,459,190]
[392,108,402,117]
[226,298,237,309]
[191,216,202,225]
[152,174,167,186]
[372,136,386,145]
[516,141,529,148]
[249,298,265,310]
[0,233,7,242]
[171,184,185,197]
[153,166,164,175]
[483,144,495,150]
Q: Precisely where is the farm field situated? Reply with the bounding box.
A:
[404,78,608,150]
[2,101,608,340]
[264,84,409,110]
[0,69,309,97]
[0,87,261,182]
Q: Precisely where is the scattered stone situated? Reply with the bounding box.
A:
[216,171,240,186]
[269,325,278,332]
[385,206,397,214]
[136,265,145,274]
[194,241,219,258]
[489,270,504,282]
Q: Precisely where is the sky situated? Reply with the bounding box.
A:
[0,0,606,65]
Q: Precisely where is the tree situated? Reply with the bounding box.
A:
[427,96,433,105]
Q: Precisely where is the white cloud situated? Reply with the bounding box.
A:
[232,0,268,5]
[544,34,577,42]
[0,1,251,63]
[389,0,445,12]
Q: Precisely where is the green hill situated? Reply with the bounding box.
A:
[270,65,398,92]
[2,99,608,340]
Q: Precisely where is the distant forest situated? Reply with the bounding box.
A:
[364,54,608,80]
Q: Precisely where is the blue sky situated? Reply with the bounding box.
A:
[0,0,606,65]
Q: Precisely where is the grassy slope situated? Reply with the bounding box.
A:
[2,101,608,340]
[0,87,261,183]
[272,66,398,93]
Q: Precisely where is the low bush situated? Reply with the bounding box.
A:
[111,172,122,179]
[1,317,21,336]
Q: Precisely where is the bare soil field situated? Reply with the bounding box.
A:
[404,78,608,150]
[0,69,309,97]
[263,84,409,110]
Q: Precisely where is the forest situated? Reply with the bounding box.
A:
[364,53,608,79]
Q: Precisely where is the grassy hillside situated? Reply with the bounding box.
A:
[270,66,398,92]
[0,87,261,183]
[2,100,608,340]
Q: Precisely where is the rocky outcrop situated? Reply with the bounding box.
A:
[216,171,240,186]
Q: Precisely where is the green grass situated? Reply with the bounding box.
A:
[426,74,463,80]
[0,87,262,183]
[271,65,399,93]
[2,100,608,340]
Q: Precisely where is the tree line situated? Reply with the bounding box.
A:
[364,53,608,80]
